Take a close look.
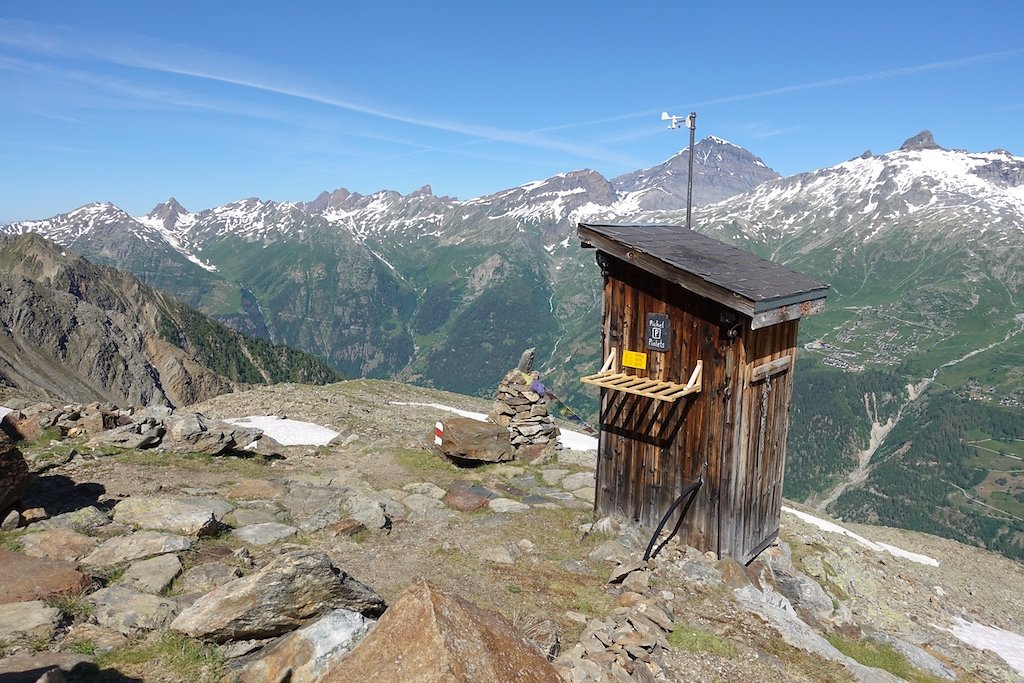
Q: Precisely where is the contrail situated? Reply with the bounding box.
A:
[535,48,1024,133]
[0,19,644,168]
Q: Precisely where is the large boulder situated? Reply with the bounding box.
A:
[0,410,41,442]
[437,417,514,464]
[86,420,164,450]
[112,496,218,536]
[233,609,374,683]
[329,579,562,682]
[89,586,180,635]
[0,431,30,511]
[81,531,192,568]
[0,549,92,604]
[164,413,261,455]
[170,550,385,642]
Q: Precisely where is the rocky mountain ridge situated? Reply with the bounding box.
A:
[0,136,771,386]
[0,233,342,407]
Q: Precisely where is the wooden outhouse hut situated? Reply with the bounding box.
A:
[578,223,829,563]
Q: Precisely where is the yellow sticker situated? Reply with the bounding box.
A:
[621,350,647,370]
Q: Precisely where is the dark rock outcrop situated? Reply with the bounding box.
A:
[0,431,30,511]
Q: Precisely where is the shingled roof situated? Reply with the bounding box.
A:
[578,223,829,326]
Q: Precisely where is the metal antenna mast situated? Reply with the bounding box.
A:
[660,111,697,230]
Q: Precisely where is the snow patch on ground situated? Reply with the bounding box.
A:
[782,506,939,567]
[224,416,339,446]
[941,618,1024,676]
[388,401,598,452]
[0,406,12,420]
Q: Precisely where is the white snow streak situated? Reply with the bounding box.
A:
[942,618,1024,676]
[782,506,939,566]
[223,416,339,446]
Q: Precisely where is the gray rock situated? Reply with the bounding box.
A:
[233,609,373,682]
[733,585,902,683]
[674,558,724,587]
[86,421,164,450]
[402,493,445,512]
[281,484,343,520]
[112,497,218,536]
[407,506,452,524]
[1,509,20,531]
[35,505,110,531]
[165,413,261,455]
[119,554,183,594]
[225,508,277,527]
[170,550,385,642]
[540,469,569,485]
[89,586,180,635]
[477,546,516,565]
[179,562,242,594]
[401,482,446,499]
[82,531,192,567]
[773,570,835,624]
[178,496,234,522]
[232,522,299,546]
[561,472,595,491]
[488,498,530,513]
[296,508,342,533]
[0,600,60,642]
[345,494,387,530]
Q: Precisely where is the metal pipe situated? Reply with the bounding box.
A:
[643,478,703,561]
[685,112,696,231]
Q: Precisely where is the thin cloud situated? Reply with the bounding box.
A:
[536,48,1024,133]
[0,19,644,168]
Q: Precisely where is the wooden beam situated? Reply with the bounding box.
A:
[750,298,826,330]
[749,355,792,383]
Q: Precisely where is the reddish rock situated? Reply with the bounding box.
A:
[0,431,30,512]
[0,411,40,442]
[442,489,489,512]
[226,479,288,500]
[437,417,513,464]
[21,507,48,524]
[326,518,366,538]
[330,579,561,682]
[0,549,92,605]
[21,528,99,563]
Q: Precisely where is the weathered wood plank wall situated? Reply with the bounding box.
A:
[595,251,800,563]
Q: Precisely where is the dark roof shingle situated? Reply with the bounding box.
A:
[578,223,829,315]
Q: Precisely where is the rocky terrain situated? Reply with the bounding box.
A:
[1,380,1022,682]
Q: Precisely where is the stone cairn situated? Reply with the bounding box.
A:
[488,348,560,455]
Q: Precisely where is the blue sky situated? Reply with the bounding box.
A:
[1,1,1022,223]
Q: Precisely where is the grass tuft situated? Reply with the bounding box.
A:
[668,623,738,658]
[826,634,948,683]
[96,632,225,683]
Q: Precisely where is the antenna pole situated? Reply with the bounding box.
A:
[685,112,696,231]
